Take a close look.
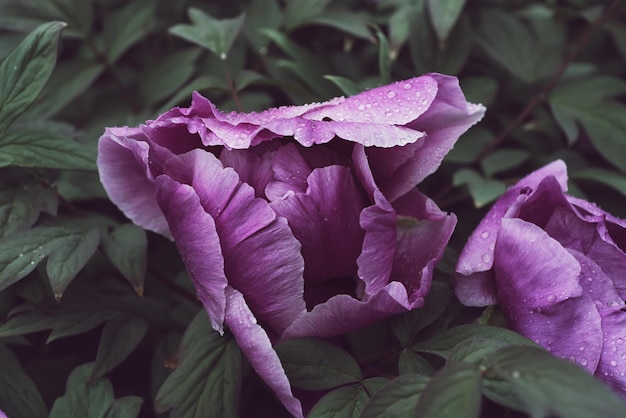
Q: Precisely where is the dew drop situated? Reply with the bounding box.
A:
[608,301,621,307]
[18,253,23,257]
[580,358,588,366]
[357,104,365,111]
[219,52,227,60]
[617,338,624,345]
[481,231,490,239]
[387,90,397,98]
[403,83,412,90]
[481,253,492,263]
[512,371,520,378]
[611,360,618,367]
[547,294,557,303]
[587,277,593,282]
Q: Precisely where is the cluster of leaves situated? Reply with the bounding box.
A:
[0,0,624,417]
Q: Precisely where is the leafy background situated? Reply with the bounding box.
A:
[0,0,625,417]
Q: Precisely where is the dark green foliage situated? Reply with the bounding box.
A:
[0,0,625,417]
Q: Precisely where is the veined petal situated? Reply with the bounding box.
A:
[265,143,312,201]
[595,311,626,398]
[366,74,485,202]
[164,150,306,333]
[154,176,227,333]
[570,250,624,314]
[224,287,303,418]
[97,127,171,239]
[270,165,365,282]
[495,218,582,310]
[281,282,411,340]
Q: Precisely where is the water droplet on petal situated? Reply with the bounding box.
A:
[481,231,490,239]
[403,83,412,89]
[547,294,557,303]
[387,90,397,98]
[611,360,618,367]
[481,253,492,263]
[357,104,365,111]
[580,358,588,366]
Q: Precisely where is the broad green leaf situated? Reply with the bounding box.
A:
[460,77,498,107]
[91,316,149,380]
[414,363,482,418]
[445,127,493,164]
[159,75,228,112]
[0,129,96,170]
[377,29,392,84]
[27,60,104,119]
[155,311,242,417]
[100,223,147,295]
[0,179,58,237]
[0,303,117,342]
[37,0,92,36]
[605,21,626,60]
[572,168,626,199]
[235,70,266,91]
[453,169,506,208]
[309,378,388,418]
[0,21,65,133]
[285,0,330,31]
[426,0,467,44]
[139,48,201,106]
[275,338,362,391]
[323,75,363,96]
[485,346,626,418]
[309,10,373,40]
[391,281,451,347]
[447,338,512,365]
[398,350,435,376]
[103,0,156,62]
[480,149,531,177]
[49,363,143,418]
[574,103,626,171]
[169,8,245,59]
[413,324,537,359]
[0,224,100,293]
[410,10,471,75]
[361,374,430,418]
[389,5,421,54]
[0,344,47,418]
[551,76,626,105]
[242,0,283,52]
[56,171,108,201]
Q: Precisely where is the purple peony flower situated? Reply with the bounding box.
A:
[98,73,484,417]
[455,160,626,398]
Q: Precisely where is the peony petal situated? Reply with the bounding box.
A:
[595,310,626,398]
[494,218,583,310]
[155,176,227,333]
[389,189,457,304]
[366,74,485,202]
[164,150,306,333]
[569,250,624,314]
[455,161,568,306]
[270,165,365,282]
[508,297,603,374]
[219,145,277,199]
[97,127,171,239]
[265,143,312,201]
[224,287,303,418]
[281,282,411,340]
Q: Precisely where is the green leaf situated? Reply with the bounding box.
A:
[169,8,245,59]
[445,127,493,164]
[453,169,506,208]
[447,338,512,365]
[0,21,65,133]
[376,29,392,84]
[426,0,467,44]
[485,345,626,418]
[139,48,201,106]
[91,316,149,380]
[398,350,435,376]
[0,344,47,418]
[309,10,373,40]
[323,75,363,96]
[100,224,147,295]
[155,311,242,417]
[572,168,626,199]
[103,0,156,62]
[285,0,330,31]
[37,0,93,36]
[275,337,362,391]
[413,324,537,360]
[242,0,283,52]
[391,281,451,347]
[0,179,58,237]
[49,363,143,418]
[480,149,531,177]
[0,129,96,170]
[0,303,117,342]
[0,224,100,294]
[235,69,266,91]
[361,374,430,418]
[414,363,482,418]
[309,378,388,418]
